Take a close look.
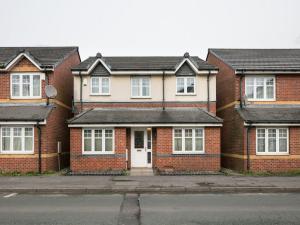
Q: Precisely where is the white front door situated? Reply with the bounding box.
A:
[131,128,152,168]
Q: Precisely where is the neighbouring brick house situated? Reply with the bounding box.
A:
[0,47,80,173]
[68,52,222,174]
[207,49,300,172]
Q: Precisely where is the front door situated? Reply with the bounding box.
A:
[131,128,152,167]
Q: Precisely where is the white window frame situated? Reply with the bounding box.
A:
[256,128,289,155]
[172,128,205,154]
[245,76,276,101]
[82,128,115,155]
[90,77,111,96]
[10,73,42,99]
[131,76,151,98]
[176,76,196,95]
[0,126,34,154]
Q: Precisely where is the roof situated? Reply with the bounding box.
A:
[0,105,53,122]
[209,49,300,72]
[237,106,300,123]
[0,47,78,70]
[72,54,217,72]
[68,108,223,125]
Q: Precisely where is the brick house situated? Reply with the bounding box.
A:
[0,47,80,173]
[207,49,300,172]
[68,52,222,174]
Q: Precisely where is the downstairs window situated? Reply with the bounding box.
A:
[173,128,204,154]
[83,128,114,154]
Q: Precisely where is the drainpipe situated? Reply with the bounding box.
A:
[162,71,165,110]
[36,121,42,174]
[240,70,244,108]
[45,71,50,106]
[79,71,83,112]
[207,71,211,112]
[246,123,252,171]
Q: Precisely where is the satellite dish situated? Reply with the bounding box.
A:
[45,85,57,98]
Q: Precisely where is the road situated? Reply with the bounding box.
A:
[0,193,300,225]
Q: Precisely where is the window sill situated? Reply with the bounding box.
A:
[248,99,276,102]
[175,94,196,96]
[90,94,111,96]
[0,152,34,155]
[172,152,205,155]
[130,97,152,99]
[10,97,42,100]
[256,153,289,156]
[82,152,115,155]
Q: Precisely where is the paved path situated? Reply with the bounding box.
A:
[1,193,300,225]
[0,175,300,193]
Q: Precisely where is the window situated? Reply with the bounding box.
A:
[173,128,204,153]
[0,127,34,153]
[245,76,275,100]
[176,77,195,95]
[11,73,41,98]
[131,77,150,98]
[90,77,110,95]
[83,129,114,154]
[256,128,288,155]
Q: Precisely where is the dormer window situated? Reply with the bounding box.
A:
[11,73,41,99]
[90,77,110,95]
[245,76,275,101]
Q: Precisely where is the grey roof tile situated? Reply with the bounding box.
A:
[237,107,300,123]
[68,107,222,124]
[0,47,78,69]
[72,56,217,72]
[0,105,53,121]
[209,49,300,71]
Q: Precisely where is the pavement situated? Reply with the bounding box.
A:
[0,175,300,194]
[1,193,300,225]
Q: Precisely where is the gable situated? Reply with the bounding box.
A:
[9,57,40,72]
[90,61,110,76]
[176,61,196,76]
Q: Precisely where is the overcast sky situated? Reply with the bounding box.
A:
[1,0,300,59]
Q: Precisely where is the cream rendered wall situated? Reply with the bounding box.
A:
[73,74,216,102]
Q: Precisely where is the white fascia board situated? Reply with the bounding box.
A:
[69,123,223,128]
[0,53,47,71]
[0,120,47,125]
[236,70,300,75]
[244,122,300,127]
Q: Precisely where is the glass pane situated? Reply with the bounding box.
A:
[195,138,203,151]
[25,128,33,136]
[268,129,276,152]
[174,129,182,137]
[147,129,151,149]
[33,75,40,96]
[279,139,287,152]
[22,75,30,96]
[246,77,254,86]
[134,131,144,148]
[12,75,20,96]
[105,130,113,138]
[257,139,265,152]
[13,137,22,151]
[246,86,254,99]
[195,129,203,138]
[185,138,192,151]
[25,137,33,151]
[84,139,92,151]
[105,139,113,151]
[84,130,92,138]
[266,86,274,99]
[91,78,99,93]
[256,86,264,99]
[186,78,195,93]
[101,78,109,94]
[176,78,185,93]
[174,138,182,151]
[266,78,274,86]
[2,137,10,151]
[95,138,102,151]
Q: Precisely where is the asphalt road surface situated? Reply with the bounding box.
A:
[0,193,300,225]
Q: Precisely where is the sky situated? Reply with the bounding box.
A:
[0,0,300,60]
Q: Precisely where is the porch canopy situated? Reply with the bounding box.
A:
[68,107,223,126]
[0,105,53,123]
[237,106,300,124]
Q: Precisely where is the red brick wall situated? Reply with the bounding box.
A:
[70,128,127,172]
[153,127,221,172]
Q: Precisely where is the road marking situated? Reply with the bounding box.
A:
[3,193,17,198]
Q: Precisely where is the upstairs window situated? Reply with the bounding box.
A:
[245,76,275,100]
[131,77,150,98]
[176,77,195,95]
[11,73,41,98]
[256,128,288,155]
[1,127,34,154]
[91,77,110,95]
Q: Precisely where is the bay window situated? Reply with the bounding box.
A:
[83,128,114,154]
[11,73,41,98]
[131,77,150,98]
[256,128,288,155]
[176,77,195,95]
[91,77,110,95]
[245,76,275,100]
[1,127,34,153]
[173,128,204,153]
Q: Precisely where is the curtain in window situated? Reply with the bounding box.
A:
[33,75,40,96]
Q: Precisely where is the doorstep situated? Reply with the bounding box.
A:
[130,168,154,176]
